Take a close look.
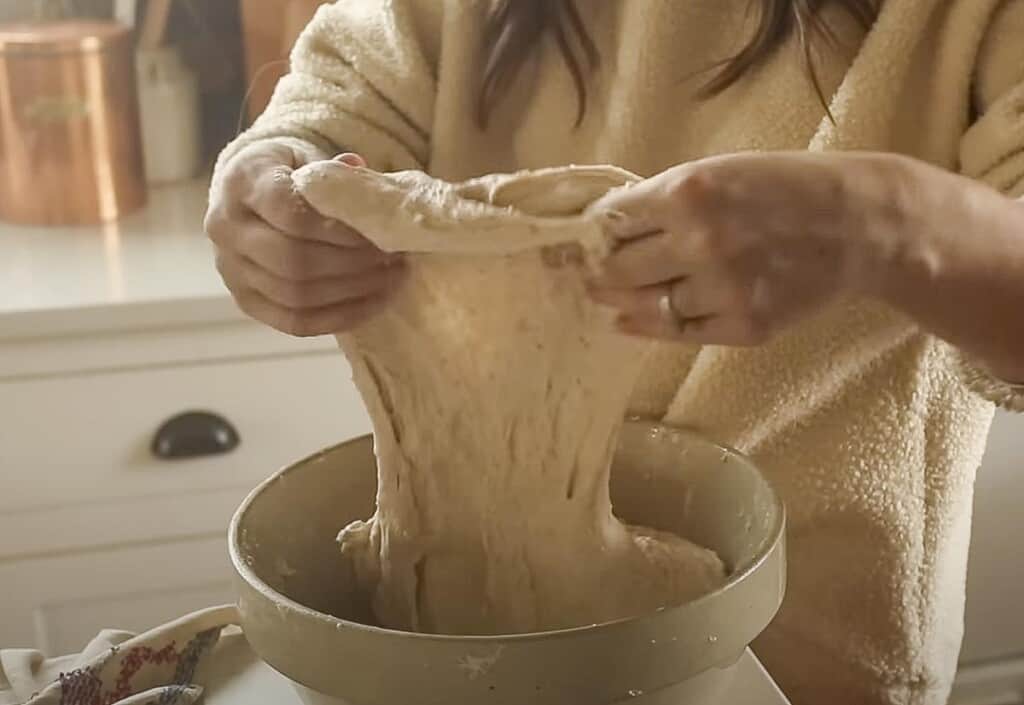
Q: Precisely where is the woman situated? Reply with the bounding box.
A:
[205,1,1024,703]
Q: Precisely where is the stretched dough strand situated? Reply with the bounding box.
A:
[294,162,726,635]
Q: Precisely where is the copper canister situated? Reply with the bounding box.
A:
[0,21,146,225]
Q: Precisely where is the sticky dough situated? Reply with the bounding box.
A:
[293,162,726,635]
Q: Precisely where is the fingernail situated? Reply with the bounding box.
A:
[334,153,365,167]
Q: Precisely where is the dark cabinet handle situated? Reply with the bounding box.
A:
[151,411,240,460]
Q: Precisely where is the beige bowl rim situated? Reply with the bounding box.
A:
[228,422,786,644]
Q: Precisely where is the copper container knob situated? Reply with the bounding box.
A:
[0,21,147,226]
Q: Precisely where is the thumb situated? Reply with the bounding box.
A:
[334,152,367,168]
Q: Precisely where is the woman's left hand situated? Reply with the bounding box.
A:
[587,151,908,345]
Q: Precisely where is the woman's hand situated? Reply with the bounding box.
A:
[204,140,406,336]
[586,152,907,345]
[587,151,1024,383]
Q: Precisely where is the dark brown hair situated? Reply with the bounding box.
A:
[477,0,878,128]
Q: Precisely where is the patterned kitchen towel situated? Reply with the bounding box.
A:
[0,605,239,705]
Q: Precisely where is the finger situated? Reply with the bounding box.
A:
[588,277,722,320]
[234,140,308,174]
[232,218,396,281]
[593,231,702,288]
[590,168,707,242]
[590,184,665,242]
[216,251,406,310]
[228,282,389,337]
[590,162,747,252]
[216,141,305,220]
[617,313,762,346]
[334,152,367,167]
[599,208,662,242]
[613,308,711,342]
[245,166,370,247]
[219,142,371,248]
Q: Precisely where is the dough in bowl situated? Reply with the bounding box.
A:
[293,162,727,636]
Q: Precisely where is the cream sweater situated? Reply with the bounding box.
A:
[214,1,1024,704]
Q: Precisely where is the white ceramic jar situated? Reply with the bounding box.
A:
[136,46,201,184]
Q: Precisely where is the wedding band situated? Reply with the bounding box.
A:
[658,288,687,331]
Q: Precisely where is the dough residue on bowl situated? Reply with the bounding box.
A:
[293,163,727,635]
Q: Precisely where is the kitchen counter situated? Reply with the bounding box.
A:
[0,178,242,341]
[204,640,793,705]
[0,609,792,705]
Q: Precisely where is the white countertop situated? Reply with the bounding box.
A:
[0,178,243,340]
[204,636,792,705]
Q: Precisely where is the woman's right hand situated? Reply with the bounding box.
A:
[204,140,406,336]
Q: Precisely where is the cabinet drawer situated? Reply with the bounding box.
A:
[0,352,370,559]
[0,536,234,654]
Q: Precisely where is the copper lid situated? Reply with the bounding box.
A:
[0,20,131,55]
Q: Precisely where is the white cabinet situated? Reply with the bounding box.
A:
[0,179,374,655]
[961,410,1024,665]
[0,353,367,554]
[949,411,1024,705]
[0,321,371,652]
[0,537,233,655]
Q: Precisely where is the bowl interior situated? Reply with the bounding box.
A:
[234,420,783,632]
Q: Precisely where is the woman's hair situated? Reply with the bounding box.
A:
[477,0,878,128]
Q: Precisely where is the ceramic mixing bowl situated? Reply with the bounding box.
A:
[229,420,786,705]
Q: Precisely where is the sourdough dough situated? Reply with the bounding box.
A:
[293,162,726,635]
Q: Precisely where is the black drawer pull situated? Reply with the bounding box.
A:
[151,411,240,460]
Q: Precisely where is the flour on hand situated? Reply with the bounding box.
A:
[293,162,726,636]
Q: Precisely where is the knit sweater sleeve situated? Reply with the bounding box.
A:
[212,0,440,190]
[956,0,1024,412]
